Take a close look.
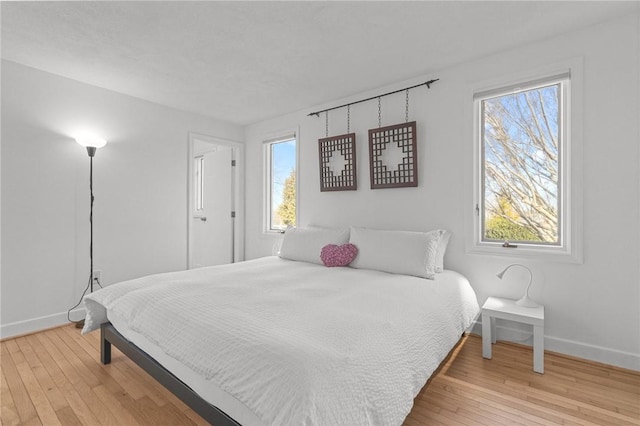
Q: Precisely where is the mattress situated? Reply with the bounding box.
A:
[83,256,479,426]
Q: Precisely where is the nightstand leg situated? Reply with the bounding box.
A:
[482,313,492,359]
[533,324,544,373]
[490,317,497,343]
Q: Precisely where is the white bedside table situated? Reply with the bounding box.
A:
[481,296,545,373]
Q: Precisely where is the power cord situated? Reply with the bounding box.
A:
[67,275,103,325]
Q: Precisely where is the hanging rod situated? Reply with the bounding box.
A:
[307,79,439,117]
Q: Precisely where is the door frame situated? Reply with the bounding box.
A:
[187,132,245,269]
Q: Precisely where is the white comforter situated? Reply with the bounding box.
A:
[83,256,479,426]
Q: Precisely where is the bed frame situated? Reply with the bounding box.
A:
[100,322,240,426]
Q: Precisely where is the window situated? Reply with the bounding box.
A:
[472,70,581,261]
[265,135,297,232]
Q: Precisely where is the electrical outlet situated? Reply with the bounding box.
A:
[92,270,102,284]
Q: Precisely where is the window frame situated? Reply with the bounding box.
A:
[467,61,583,263]
[263,131,298,234]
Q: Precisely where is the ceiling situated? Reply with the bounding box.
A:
[2,1,637,125]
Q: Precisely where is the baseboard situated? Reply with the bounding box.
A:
[469,320,640,372]
[0,308,86,340]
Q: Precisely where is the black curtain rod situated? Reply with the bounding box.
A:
[308,79,439,117]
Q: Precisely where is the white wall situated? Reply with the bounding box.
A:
[244,16,640,370]
[1,60,244,337]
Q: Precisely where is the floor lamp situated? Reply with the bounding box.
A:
[70,134,107,328]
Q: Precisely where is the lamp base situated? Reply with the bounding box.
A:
[516,295,539,308]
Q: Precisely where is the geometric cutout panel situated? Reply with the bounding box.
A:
[319,133,357,191]
[368,121,417,189]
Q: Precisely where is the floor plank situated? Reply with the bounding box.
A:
[1,326,638,425]
[1,342,39,424]
[1,365,22,426]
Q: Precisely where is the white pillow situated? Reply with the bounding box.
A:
[279,227,350,264]
[348,227,440,279]
[434,230,451,273]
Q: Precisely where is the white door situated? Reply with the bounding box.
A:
[191,148,234,268]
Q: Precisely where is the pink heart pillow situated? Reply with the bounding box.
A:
[320,243,359,267]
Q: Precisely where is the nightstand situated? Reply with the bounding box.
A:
[481,296,545,373]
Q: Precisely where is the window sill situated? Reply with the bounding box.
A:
[466,243,582,264]
[262,230,286,237]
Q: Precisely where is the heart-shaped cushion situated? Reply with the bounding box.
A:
[320,243,359,267]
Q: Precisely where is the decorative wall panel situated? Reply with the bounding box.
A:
[368,121,417,189]
[318,133,357,191]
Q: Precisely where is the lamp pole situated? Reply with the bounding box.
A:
[69,135,106,328]
[88,147,95,292]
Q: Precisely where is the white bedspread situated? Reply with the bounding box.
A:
[83,256,479,426]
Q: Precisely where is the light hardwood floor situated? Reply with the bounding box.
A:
[1,325,638,425]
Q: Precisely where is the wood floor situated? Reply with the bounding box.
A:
[1,325,638,426]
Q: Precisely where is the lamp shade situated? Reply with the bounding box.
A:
[75,134,107,149]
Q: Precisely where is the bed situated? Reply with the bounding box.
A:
[83,227,479,426]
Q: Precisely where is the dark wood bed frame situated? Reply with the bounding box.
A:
[100,322,240,426]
